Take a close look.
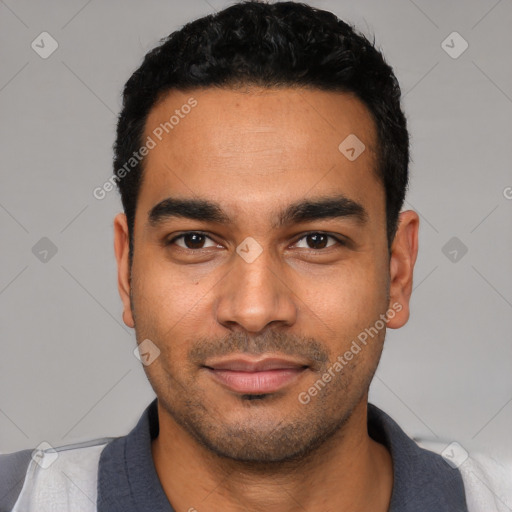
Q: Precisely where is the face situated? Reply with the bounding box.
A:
[114,86,417,463]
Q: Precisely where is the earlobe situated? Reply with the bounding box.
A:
[386,210,420,329]
[113,213,135,329]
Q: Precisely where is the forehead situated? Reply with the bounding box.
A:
[138,87,384,229]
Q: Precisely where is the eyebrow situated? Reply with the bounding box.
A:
[147,194,369,229]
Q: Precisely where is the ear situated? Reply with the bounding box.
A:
[113,213,135,328]
[386,210,420,329]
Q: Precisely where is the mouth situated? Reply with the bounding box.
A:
[202,355,309,394]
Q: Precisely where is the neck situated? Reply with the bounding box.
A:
[151,397,393,512]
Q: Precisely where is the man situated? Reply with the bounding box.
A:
[1,1,509,511]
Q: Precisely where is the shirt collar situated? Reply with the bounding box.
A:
[367,403,468,511]
[97,399,468,512]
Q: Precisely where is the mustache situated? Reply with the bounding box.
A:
[188,330,330,370]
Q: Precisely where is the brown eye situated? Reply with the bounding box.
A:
[294,232,344,250]
[167,232,218,250]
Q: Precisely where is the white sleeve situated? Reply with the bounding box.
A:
[458,452,512,512]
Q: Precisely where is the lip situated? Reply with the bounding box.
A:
[203,355,309,394]
[204,356,309,372]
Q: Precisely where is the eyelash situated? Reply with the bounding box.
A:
[165,231,347,251]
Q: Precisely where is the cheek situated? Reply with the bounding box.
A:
[132,254,203,325]
[131,259,220,371]
[294,260,388,325]
[294,267,389,369]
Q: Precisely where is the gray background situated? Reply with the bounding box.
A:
[1,0,511,468]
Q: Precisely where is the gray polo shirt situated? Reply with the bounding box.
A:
[1,399,469,511]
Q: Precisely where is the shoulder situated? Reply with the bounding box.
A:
[0,438,115,512]
[459,451,512,512]
[417,439,512,512]
[0,448,33,512]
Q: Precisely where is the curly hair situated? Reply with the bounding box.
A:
[113,0,409,265]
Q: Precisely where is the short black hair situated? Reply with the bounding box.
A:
[113,0,409,266]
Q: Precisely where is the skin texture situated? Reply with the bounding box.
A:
[114,87,419,512]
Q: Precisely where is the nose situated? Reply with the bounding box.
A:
[214,241,298,334]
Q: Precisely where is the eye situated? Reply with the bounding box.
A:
[167,232,219,250]
[293,232,345,250]
[165,231,347,252]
